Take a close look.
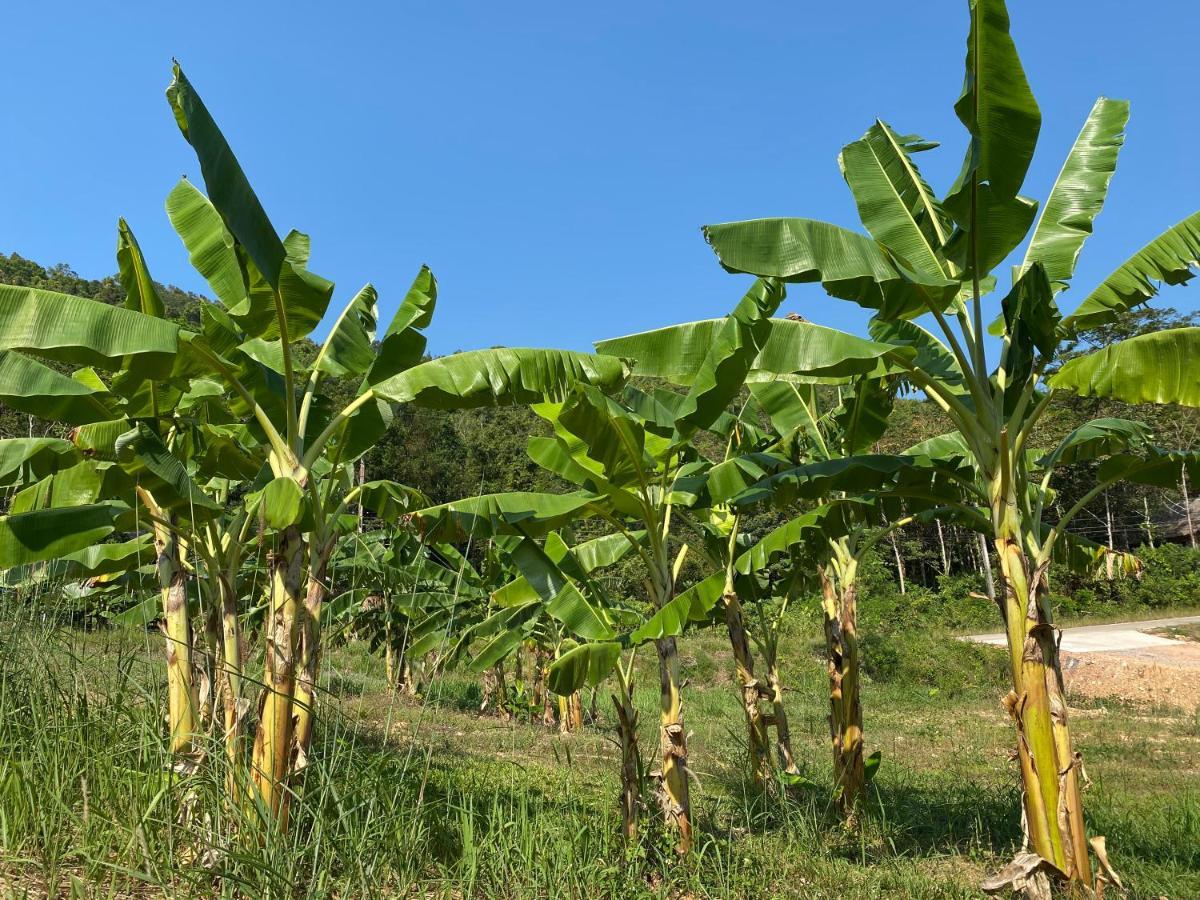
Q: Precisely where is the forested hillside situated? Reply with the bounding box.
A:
[3,250,1197,600]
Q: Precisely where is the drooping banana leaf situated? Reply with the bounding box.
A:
[547,641,623,695]
[597,317,907,383]
[0,352,115,425]
[1036,418,1152,469]
[869,318,970,397]
[114,424,223,520]
[355,480,428,522]
[408,491,601,542]
[0,503,122,567]
[669,277,785,440]
[0,286,178,377]
[373,348,628,409]
[0,439,80,488]
[831,376,895,456]
[1063,211,1200,332]
[1049,327,1200,408]
[701,218,957,318]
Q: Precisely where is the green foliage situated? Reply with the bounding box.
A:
[1051,544,1200,615]
[859,626,1007,695]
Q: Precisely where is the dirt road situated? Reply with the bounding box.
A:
[965,616,1200,712]
[964,615,1200,653]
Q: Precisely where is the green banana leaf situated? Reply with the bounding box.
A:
[408,491,601,542]
[943,0,1041,214]
[165,178,248,312]
[547,641,623,696]
[365,266,437,386]
[700,218,957,318]
[840,121,949,281]
[1036,419,1152,469]
[0,504,121,567]
[1049,327,1200,408]
[373,348,628,409]
[598,316,906,383]
[0,287,178,377]
[0,439,80,488]
[1064,211,1200,332]
[669,278,785,439]
[116,219,165,319]
[0,352,113,427]
[1020,97,1128,287]
[114,424,223,520]
[167,64,334,341]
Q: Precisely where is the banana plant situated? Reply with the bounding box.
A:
[737,376,911,814]
[0,64,630,831]
[727,388,1147,820]
[472,529,646,836]
[321,527,451,697]
[402,499,650,835]
[462,530,642,724]
[407,279,789,849]
[163,64,630,829]
[609,381,806,787]
[625,368,970,814]
[691,0,1200,884]
[597,308,922,796]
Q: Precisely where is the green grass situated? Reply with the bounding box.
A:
[1146,622,1200,642]
[1,606,1197,898]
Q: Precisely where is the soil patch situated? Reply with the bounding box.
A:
[1063,641,1200,713]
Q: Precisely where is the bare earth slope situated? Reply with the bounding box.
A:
[966,616,1200,712]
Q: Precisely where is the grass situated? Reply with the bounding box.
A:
[1,603,1198,898]
[1146,622,1200,642]
[1047,606,1200,629]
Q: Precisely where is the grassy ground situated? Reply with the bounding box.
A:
[1147,622,1200,642]
[1,608,1197,898]
[1043,607,1200,630]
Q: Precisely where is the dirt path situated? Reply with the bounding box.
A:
[963,615,1200,652]
[965,616,1200,712]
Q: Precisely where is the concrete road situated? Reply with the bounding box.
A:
[963,615,1200,653]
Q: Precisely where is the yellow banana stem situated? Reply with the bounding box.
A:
[655,635,692,853]
[251,525,305,828]
[993,489,1093,884]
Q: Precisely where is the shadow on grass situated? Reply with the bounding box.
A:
[703,756,1023,863]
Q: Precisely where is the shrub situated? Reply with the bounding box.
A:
[859,626,1008,695]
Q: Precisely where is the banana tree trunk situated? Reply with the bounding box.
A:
[252,524,305,827]
[217,571,245,800]
[722,591,773,785]
[556,692,569,731]
[538,649,556,727]
[385,629,396,689]
[200,600,220,732]
[760,628,799,775]
[820,567,864,817]
[482,663,510,719]
[611,660,641,842]
[567,691,583,731]
[401,656,415,697]
[654,635,692,853]
[153,525,197,758]
[294,540,335,769]
[993,524,1092,885]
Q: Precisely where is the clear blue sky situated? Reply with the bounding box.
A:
[2,2,1197,356]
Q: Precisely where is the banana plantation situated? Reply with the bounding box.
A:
[1,1,1198,897]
